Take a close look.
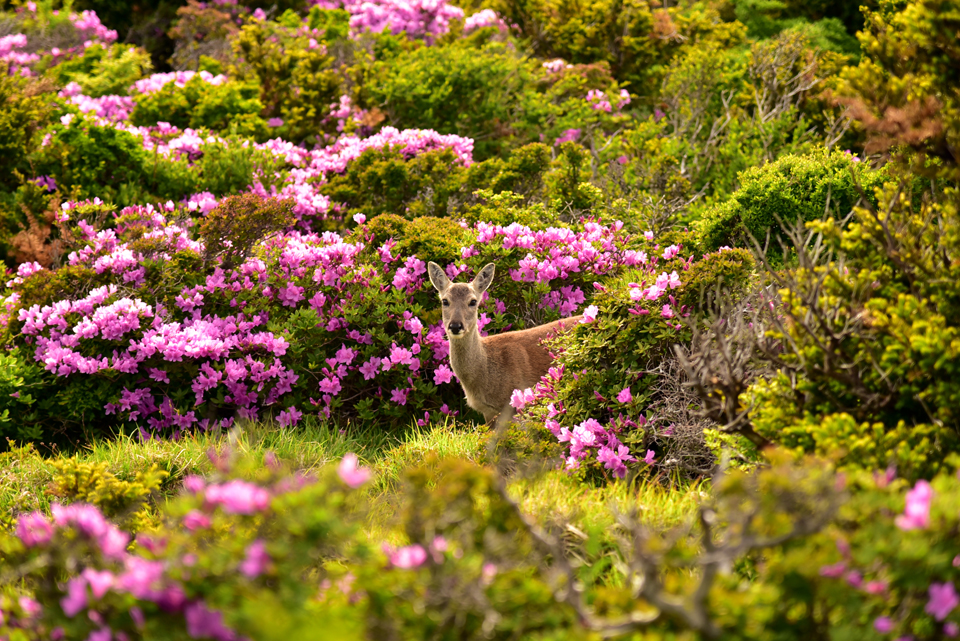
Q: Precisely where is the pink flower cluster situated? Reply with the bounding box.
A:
[4,7,118,76]
[586,89,631,113]
[542,58,572,74]
[896,479,933,530]
[59,82,134,121]
[464,9,506,33]
[131,70,227,95]
[1,33,39,74]
[70,10,118,44]
[344,0,465,42]
[11,483,284,640]
[552,416,636,477]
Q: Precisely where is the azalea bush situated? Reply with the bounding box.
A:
[3,193,701,445]
[5,442,960,640]
[510,244,756,480]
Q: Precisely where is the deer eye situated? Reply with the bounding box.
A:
[469,299,478,307]
[442,300,450,307]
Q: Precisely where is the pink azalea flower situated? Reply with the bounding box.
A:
[896,480,933,530]
[60,577,88,617]
[926,582,959,621]
[239,540,271,578]
[582,305,598,322]
[433,364,454,385]
[617,387,632,403]
[16,512,53,547]
[390,544,427,569]
[643,450,655,465]
[874,617,893,634]
[819,561,846,578]
[205,480,270,515]
[277,405,303,428]
[865,580,887,595]
[182,510,211,531]
[81,569,114,599]
[390,387,409,405]
[338,453,371,488]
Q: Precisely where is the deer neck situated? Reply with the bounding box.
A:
[448,328,487,386]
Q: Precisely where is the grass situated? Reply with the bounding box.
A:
[1,416,706,557]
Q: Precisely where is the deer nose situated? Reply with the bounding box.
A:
[448,321,464,335]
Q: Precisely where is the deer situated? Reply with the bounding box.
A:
[427,262,581,430]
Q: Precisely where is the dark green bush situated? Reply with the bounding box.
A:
[321,146,467,220]
[365,39,546,160]
[199,193,296,268]
[30,116,152,206]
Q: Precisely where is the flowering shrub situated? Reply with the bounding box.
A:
[513,245,755,479]
[2,199,684,445]
[7,443,960,640]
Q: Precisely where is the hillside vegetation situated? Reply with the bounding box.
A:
[1,0,960,639]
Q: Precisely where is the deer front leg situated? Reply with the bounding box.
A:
[492,405,515,431]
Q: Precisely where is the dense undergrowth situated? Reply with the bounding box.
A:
[1,0,960,638]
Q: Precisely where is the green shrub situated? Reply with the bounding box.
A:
[0,69,55,195]
[736,184,960,479]
[198,193,296,268]
[30,115,152,206]
[365,39,546,160]
[231,18,343,143]
[51,43,153,97]
[130,75,268,137]
[487,0,665,93]
[517,244,755,480]
[321,146,467,220]
[696,148,886,262]
[461,142,552,204]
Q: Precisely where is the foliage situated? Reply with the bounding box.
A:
[840,0,960,181]
[230,18,343,144]
[516,245,755,480]
[51,43,153,97]
[12,444,960,640]
[0,69,54,195]
[696,147,886,262]
[749,185,960,479]
[321,146,467,220]
[29,115,151,206]
[130,75,268,137]
[198,194,295,268]
[486,0,665,93]
[365,38,546,160]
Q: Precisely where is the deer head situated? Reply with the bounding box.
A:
[427,262,495,339]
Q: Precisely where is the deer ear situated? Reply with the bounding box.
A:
[471,263,496,294]
[427,262,450,293]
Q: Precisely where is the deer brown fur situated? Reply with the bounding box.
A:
[428,262,581,429]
